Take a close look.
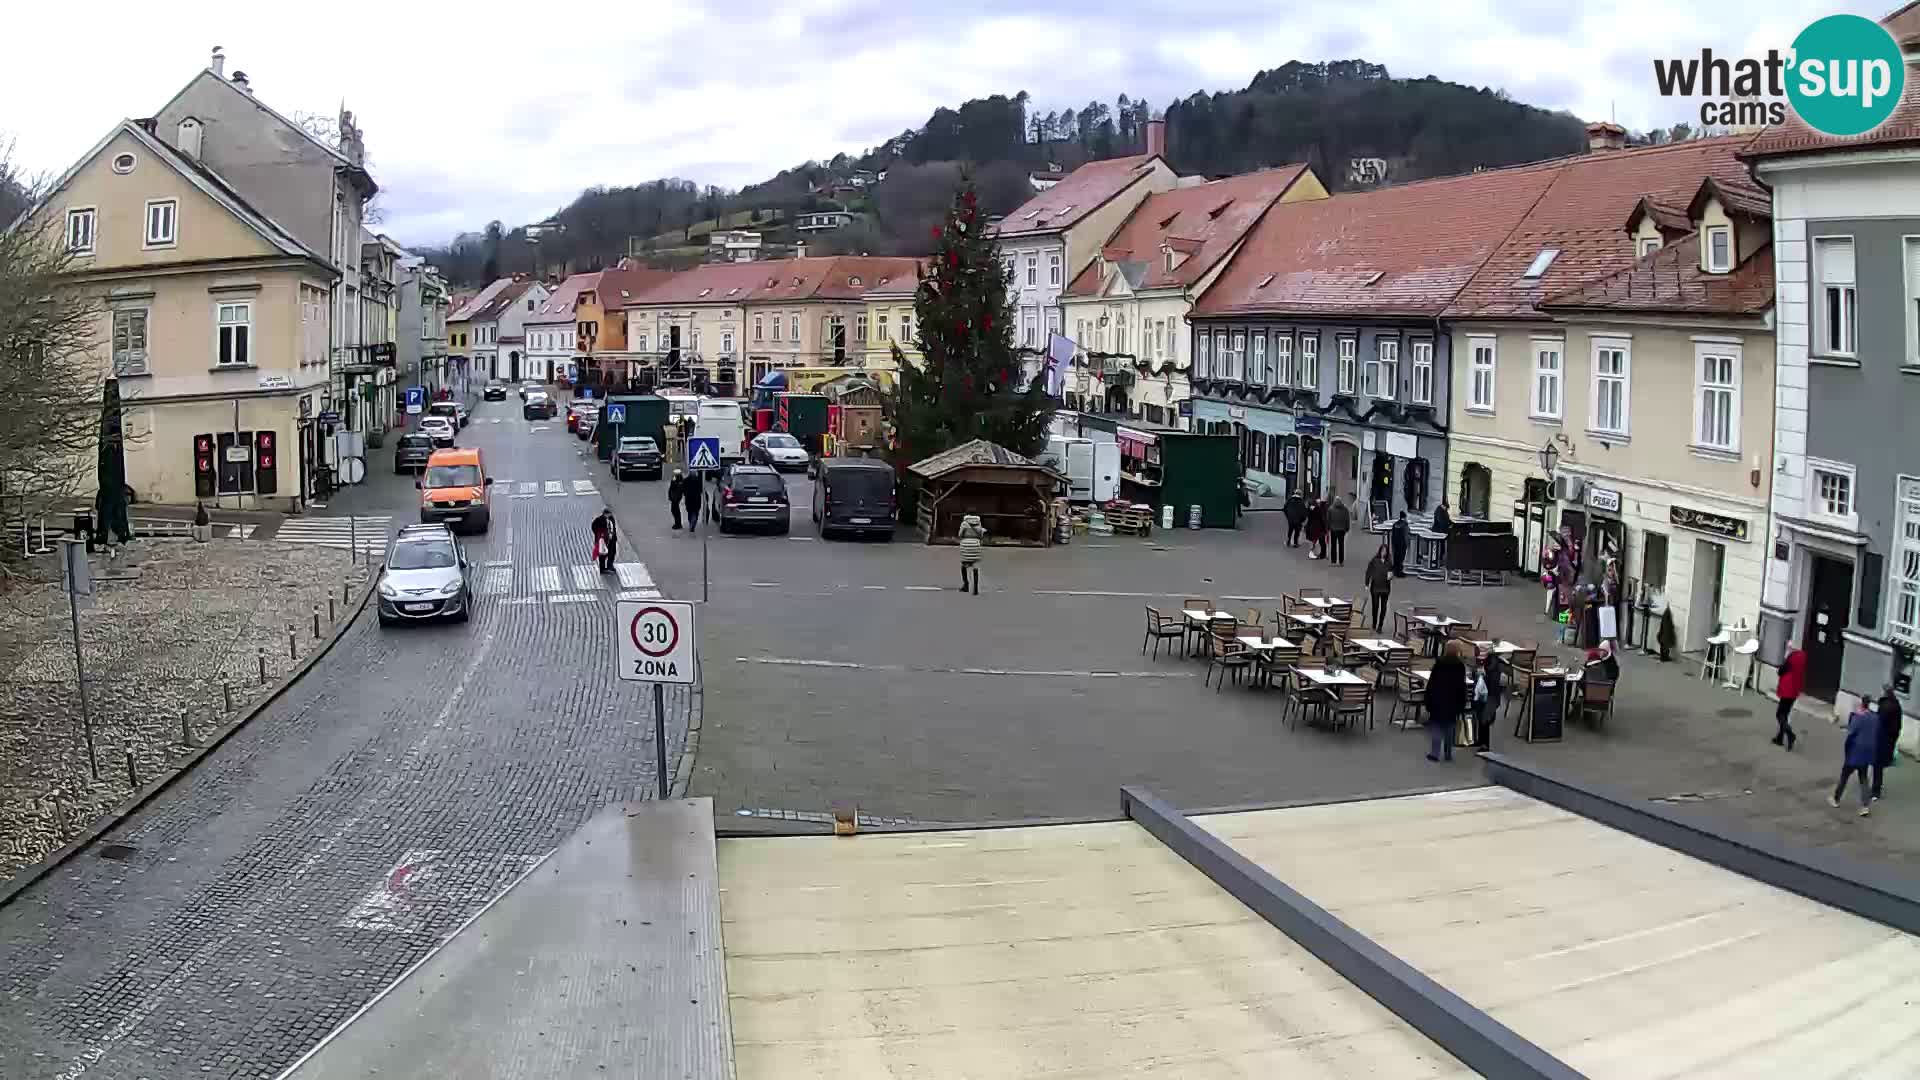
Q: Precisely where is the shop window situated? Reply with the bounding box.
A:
[1459,462,1491,518]
[1642,533,1669,596]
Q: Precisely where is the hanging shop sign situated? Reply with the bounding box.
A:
[1586,485,1622,513]
[1670,505,1750,543]
[1293,415,1325,435]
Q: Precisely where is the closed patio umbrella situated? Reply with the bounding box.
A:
[95,378,132,545]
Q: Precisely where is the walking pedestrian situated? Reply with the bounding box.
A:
[957,512,985,594]
[1873,687,1903,801]
[1425,640,1471,763]
[590,507,618,572]
[1391,511,1410,577]
[1832,694,1881,815]
[1474,650,1504,751]
[682,471,704,533]
[1364,542,1393,633]
[667,470,686,530]
[1306,498,1327,560]
[1327,495,1351,566]
[1431,500,1452,567]
[1283,491,1306,547]
[1772,646,1805,750]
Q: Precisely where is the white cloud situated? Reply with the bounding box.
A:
[0,0,1876,247]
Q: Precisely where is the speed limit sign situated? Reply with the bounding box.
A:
[616,599,696,684]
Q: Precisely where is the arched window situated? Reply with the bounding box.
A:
[1460,463,1492,518]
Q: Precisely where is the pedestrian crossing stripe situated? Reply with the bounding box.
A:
[570,564,599,590]
[532,566,562,592]
[473,563,654,598]
[273,515,391,551]
[615,563,653,589]
[543,481,565,497]
[571,480,598,496]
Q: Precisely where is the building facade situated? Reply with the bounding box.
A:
[1749,74,1920,721]
[31,120,336,511]
[396,257,449,397]
[526,272,599,383]
[1060,165,1325,428]
[862,270,922,369]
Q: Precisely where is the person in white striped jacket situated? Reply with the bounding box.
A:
[957,513,985,595]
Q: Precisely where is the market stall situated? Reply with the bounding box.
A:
[907,439,1062,546]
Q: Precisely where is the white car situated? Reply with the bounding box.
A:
[418,415,456,447]
[748,432,810,471]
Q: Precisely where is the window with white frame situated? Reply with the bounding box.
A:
[1367,338,1399,398]
[1196,329,1211,377]
[1336,336,1357,394]
[1250,333,1267,384]
[66,208,95,254]
[1591,338,1630,435]
[1694,344,1740,451]
[1705,226,1732,273]
[1026,254,1037,285]
[1815,236,1857,357]
[1410,340,1434,404]
[721,331,734,354]
[634,332,647,352]
[1299,334,1320,388]
[1808,459,1856,527]
[753,314,763,341]
[1048,252,1061,286]
[112,309,149,375]
[1908,237,1920,364]
[855,314,868,342]
[1273,333,1294,386]
[771,314,782,342]
[691,327,702,351]
[1215,331,1231,380]
[1155,319,1166,358]
[876,314,889,341]
[216,302,252,366]
[902,313,914,343]
[1891,477,1920,645]
[1020,310,1034,347]
[790,314,799,342]
[1530,339,1562,419]
[144,199,177,247]
[1637,235,1662,258]
[1003,257,1015,282]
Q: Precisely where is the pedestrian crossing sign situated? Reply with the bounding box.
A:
[688,437,721,470]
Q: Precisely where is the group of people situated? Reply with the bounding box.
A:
[1772,645,1908,816]
[1282,491,1358,566]
[665,469,705,531]
[1418,638,1503,762]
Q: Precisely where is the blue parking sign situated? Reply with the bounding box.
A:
[405,386,425,414]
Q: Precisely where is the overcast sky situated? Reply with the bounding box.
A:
[2,0,1874,249]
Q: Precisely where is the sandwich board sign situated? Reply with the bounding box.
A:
[688,437,721,470]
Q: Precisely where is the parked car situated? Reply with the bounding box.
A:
[748,432,811,472]
[717,464,790,534]
[418,415,457,447]
[567,402,594,433]
[482,380,508,401]
[523,391,557,420]
[392,432,435,474]
[575,407,597,441]
[613,436,664,480]
[519,381,542,401]
[428,400,469,428]
[377,524,472,626]
[813,457,897,540]
[417,447,494,533]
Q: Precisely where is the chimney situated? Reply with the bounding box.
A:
[177,117,204,161]
[231,70,251,94]
[210,46,225,77]
[1145,118,1167,158]
[1586,121,1626,152]
[794,241,807,259]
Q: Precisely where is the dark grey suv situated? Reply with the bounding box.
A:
[716,465,790,534]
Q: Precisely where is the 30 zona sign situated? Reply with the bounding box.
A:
[616,599,696,684]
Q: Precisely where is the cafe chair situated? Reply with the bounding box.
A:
[1286,668,1330,730]
[1204,615,1240,661]
[1328,602,1354,626]
[1580,678,1617,728]
[1182,598,1214,655]
[1259,644,1303,693]
[1300,587,1326,601]
[1142,606,1184,660]
[1379,646,1415,691]
[1727,637,1761,695]
[1389,670,1427,728]
[1330,683,1376,733]
[1242,607,1265,630]
[1206,638,1256,692]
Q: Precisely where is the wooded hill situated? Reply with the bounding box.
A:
[421,60,1590,286]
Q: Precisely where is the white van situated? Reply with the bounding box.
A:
[694,398,747,462]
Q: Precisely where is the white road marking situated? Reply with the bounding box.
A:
[614,563,653,589]
[735,656,1194,679]
[484,558,511,567]
[903,585,943,592]
[571,564,600,590]
[571,479,598,496]
[862,585,887,590]
[517,481,539,495]
[616,589,663,601]
[749,581,780,588]
[543,480,565,497]
[506,597,541,606]
[237,524,257,539]
[489,417,503,424]
[480,568,512,595]
[532,566,562,592]
[273,515,391,552]
[787,536,814,542]
[547,592,598,604]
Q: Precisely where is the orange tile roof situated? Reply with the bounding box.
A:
[468,279,536,323]
[598,265,679,306]
[1539,236,1774,317]
[1444,135,1763,319]
[1192,163,1562,318]
[1743,62,1920,158]
[992,154,1164,237]
[1063,165,1310,298]
[621,256,921,306]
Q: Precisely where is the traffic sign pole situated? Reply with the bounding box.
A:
[652,683,667,799]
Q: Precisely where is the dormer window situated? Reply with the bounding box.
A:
[1637,236,1662,258]
[848,275,862,286]
[1705,226,1732,273]
[1057,205,1073,215]
[1522,248,1560,279]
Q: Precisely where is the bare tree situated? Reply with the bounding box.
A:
[0,144,106,582]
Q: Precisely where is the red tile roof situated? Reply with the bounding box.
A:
[1539,236,1774,317]
[1743,53,1920,158]
[621,257,921,306]
[992,154,1166,237]
[448,278,515,323]
[1063,165,1311,298]
[1888,0,1920,47]
[1444,135,1764,319]
[527,272,601,325]
[468,279,536,323]
[1687,176,1769,220]
[597,265,679,306]
[1192,162,1562,318]
[862,260,928,298]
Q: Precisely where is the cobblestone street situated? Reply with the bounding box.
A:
[0,538,368,879]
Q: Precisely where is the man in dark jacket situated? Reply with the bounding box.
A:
[1873,687,1903,801]
[1391,511,1411,577]
[666,470,686,530]
[1425,640,1471,762]
[1327,496,1351,566]
[683,471,704,533]
[1431,500,1452,566]
[1833,695,1881,815]
[1364,543,1393,633]
[1306,499,1328,560]
[1283,492,1306,547]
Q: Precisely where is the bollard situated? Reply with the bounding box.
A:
[329,596,337,623]
[180,711,193,748]
[125,749,138,790]
[312,604,322,639]
[50,793,69,839]
[288,624,297,660]
[258,646,267,684]
[223,682,233,714]
[350,517,358,566]
[342,580,350,605]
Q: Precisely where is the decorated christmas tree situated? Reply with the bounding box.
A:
[888,181,1055,468]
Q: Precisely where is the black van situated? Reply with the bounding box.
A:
[812,458,897,540]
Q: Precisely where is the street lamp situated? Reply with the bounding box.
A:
[1538,438,1560,478]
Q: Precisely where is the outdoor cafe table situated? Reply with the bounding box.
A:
[1183,609,1235,657]
[1237,634,1298,688]
[1295,666,1369,727]
[1409,613,1471,655]
[1301,596,1351,610]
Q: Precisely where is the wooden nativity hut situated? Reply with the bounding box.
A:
[906,439,1061,546]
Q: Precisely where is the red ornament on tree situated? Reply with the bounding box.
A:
[931,226,942,240]
[947,250,958,268]
[983,313,992,330]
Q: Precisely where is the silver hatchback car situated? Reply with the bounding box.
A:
[377,524,473,625]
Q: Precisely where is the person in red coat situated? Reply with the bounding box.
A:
[1773,647,1806,751]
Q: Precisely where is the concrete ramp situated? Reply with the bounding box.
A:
[281,798,734,1080]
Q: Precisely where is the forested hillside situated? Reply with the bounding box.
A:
[421,60,1590,285]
